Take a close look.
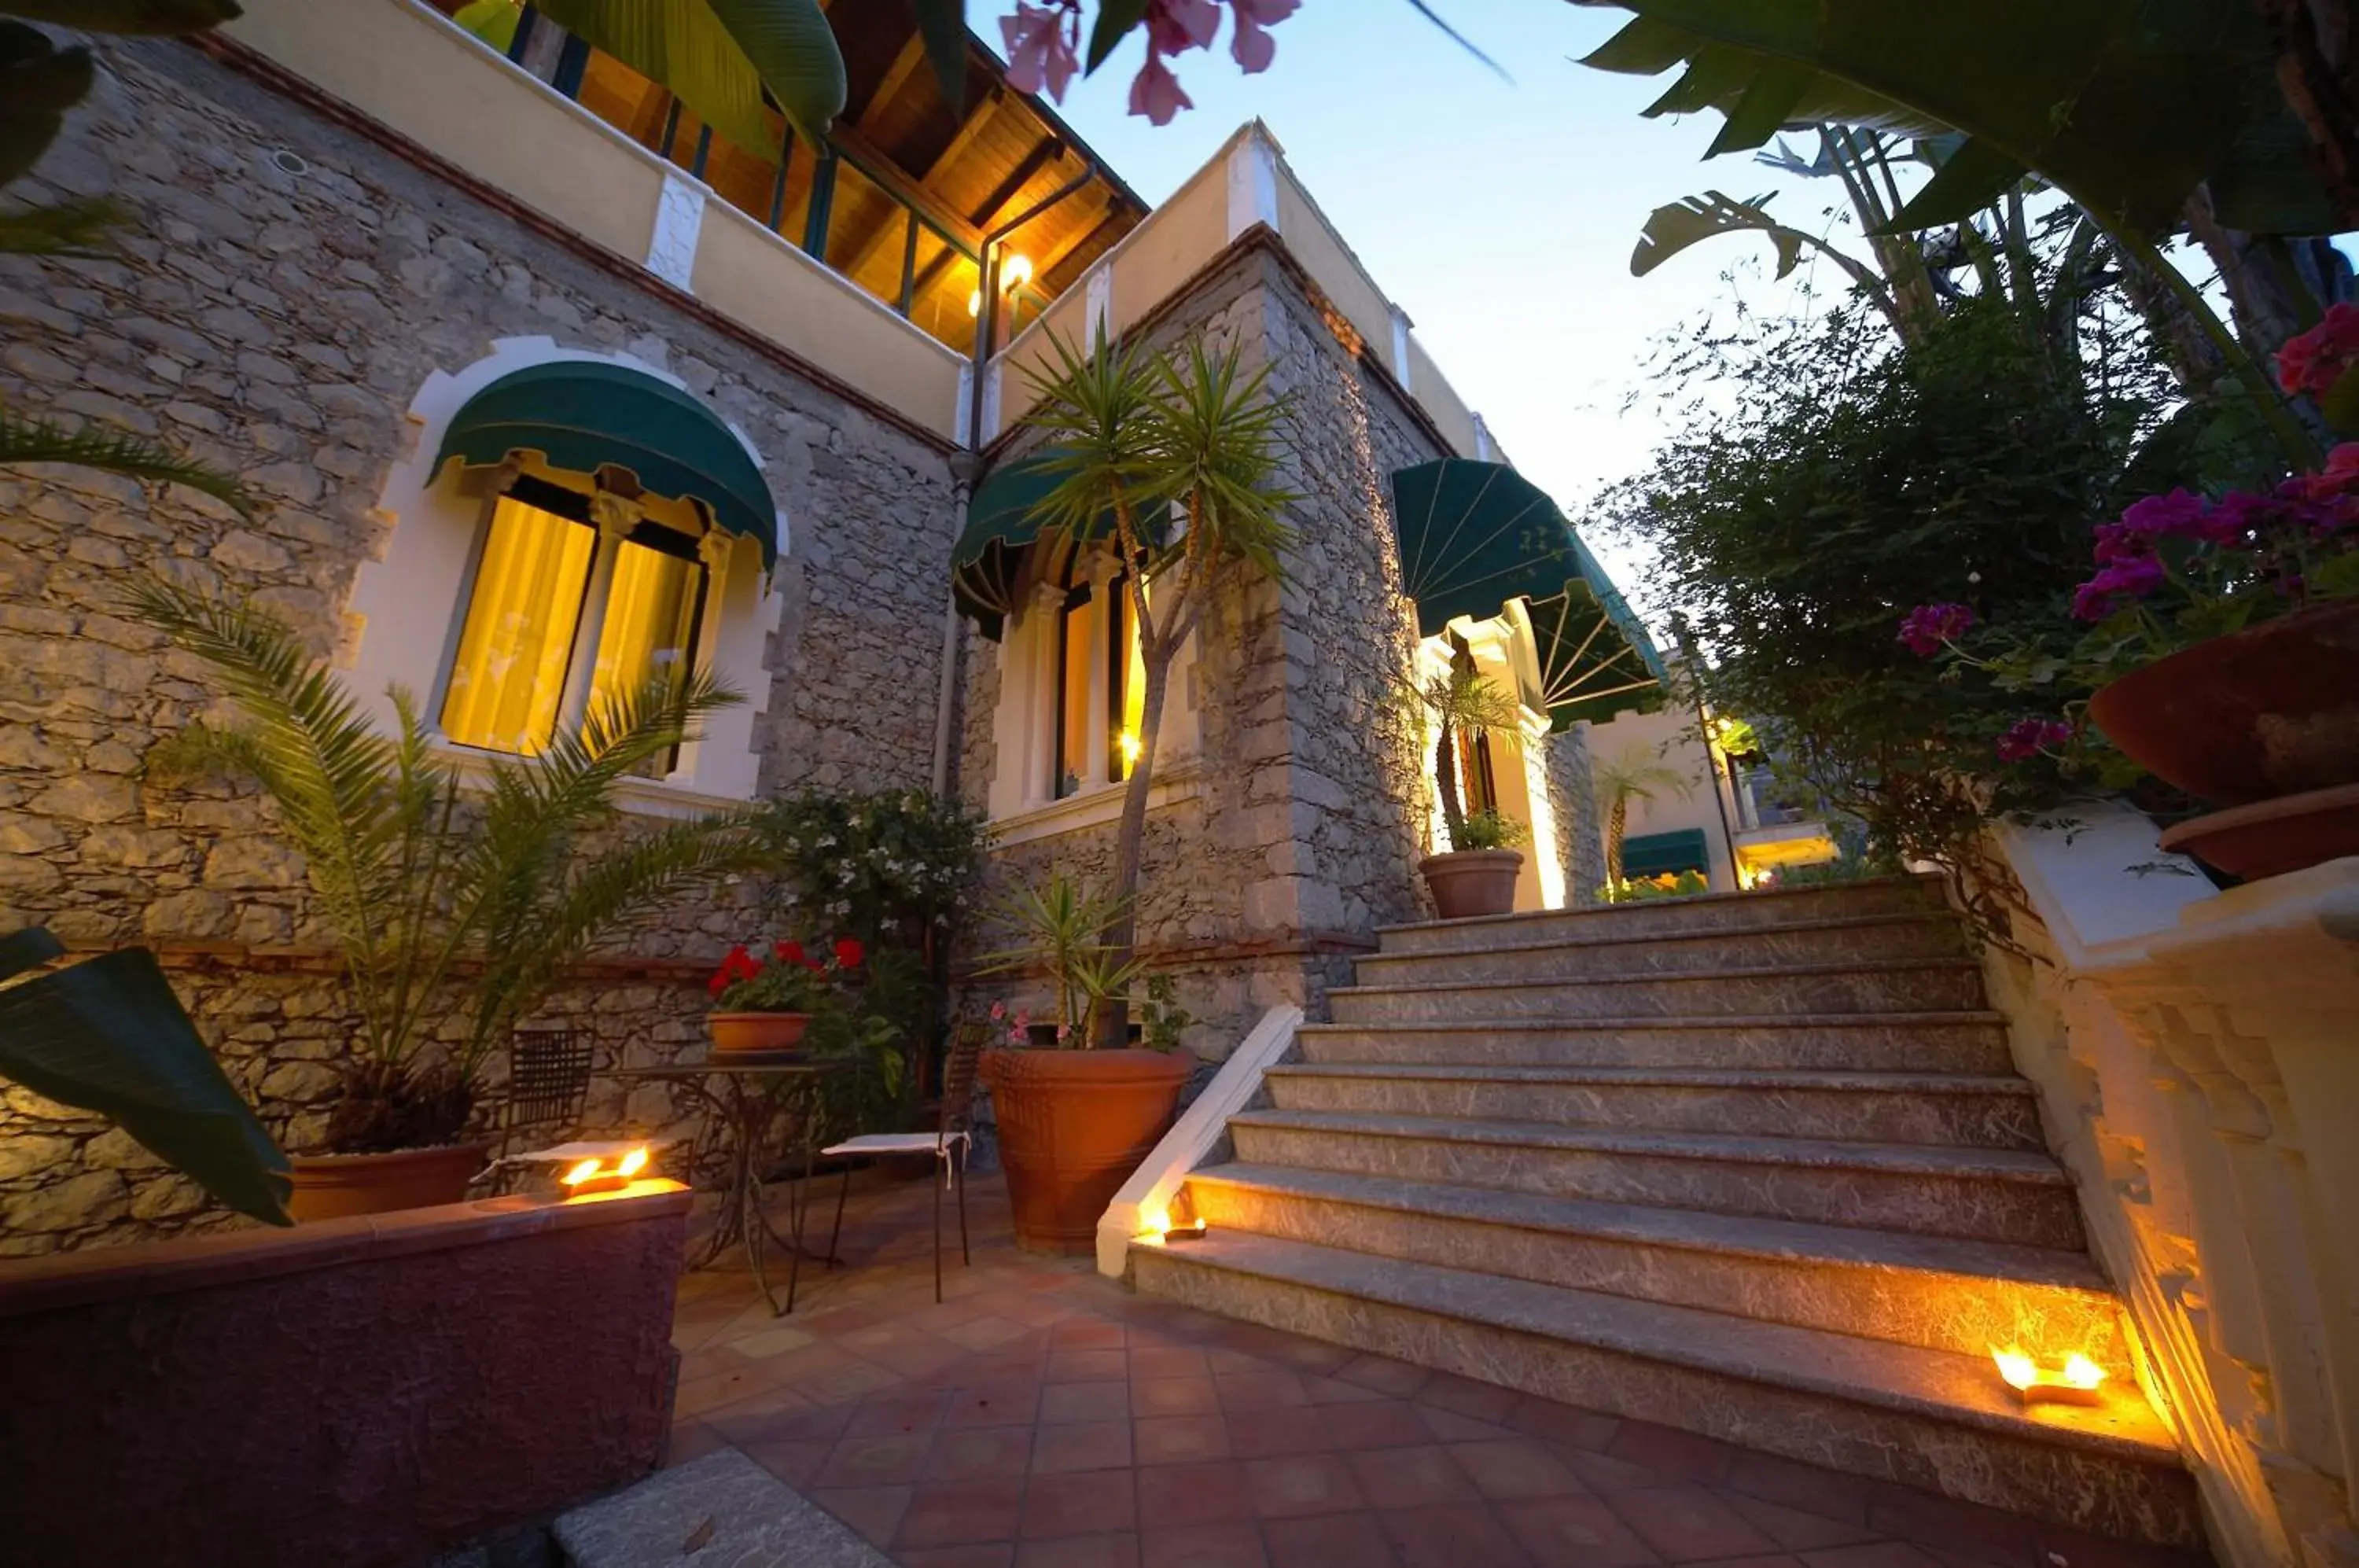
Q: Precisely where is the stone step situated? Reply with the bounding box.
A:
[1327,958,1988,1024]
[1261,1062,2045,1150]
[1227,1109,2085,1249]
[1296,1013,2016,1073]
[1375,876,1950,955]
[1128,1232,2199,1548]
[1181,1163,2127,1369]
[1357,912,1969,987]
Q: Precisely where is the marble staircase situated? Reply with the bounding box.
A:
[1130,877,2203,1549]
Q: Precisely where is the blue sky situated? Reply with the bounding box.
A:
[999,1,1842,615]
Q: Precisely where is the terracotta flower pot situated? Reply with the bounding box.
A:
[1419,848,1524,919]
[2088,601,2359,878]
[286,1143,489,1222]
[708,1011,811,1058]
[982,1047,1193,1255]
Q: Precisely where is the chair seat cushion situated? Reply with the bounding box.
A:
[821,1131,966,1158]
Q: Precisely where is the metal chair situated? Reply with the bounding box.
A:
[486,1028,597,1192]
[815,1022,985,1303]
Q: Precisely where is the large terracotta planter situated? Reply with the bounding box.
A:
[286,1143,488,1222]
[2089,601,2359,878]
[1419,848,1524,919]
[708,1011,811,1058]
[983,1047,1193,1255]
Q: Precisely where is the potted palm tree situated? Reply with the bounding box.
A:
[1594,740,1698,898]
[974,874,1193,1254]
[1404,664,1529,918]
[1018,332,1294,1045]
[128,579,758,1220]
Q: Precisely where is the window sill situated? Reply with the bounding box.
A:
[988,758,1204,847]
[426,740,754,819]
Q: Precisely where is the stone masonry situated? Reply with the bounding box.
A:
[0,36,959,1250]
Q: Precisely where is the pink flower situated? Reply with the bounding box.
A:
[999,2,1080,101]
[2091,522,2147,565]
[989,999,1007,1021]
[1896,602,1972,657]
[1014,1010,1030,1032]
[2199,491,2272,550]
[2324,443,2359,484]
[2276,302,2359,396]
[1128,52,1192,124]
[1996,717,2073,764]
[1228,0,1297,72]
[1149,0,1223,51]
[2117,488,2210,544]
[2071,556,2167,620]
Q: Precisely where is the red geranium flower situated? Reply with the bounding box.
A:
[708,944,762,997]
[834,937,866,970]
[773,940,808,967]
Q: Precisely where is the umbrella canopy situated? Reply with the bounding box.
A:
[435,361,780,569]
[1389,458,1665,730]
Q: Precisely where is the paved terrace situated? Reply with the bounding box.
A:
[664,1175,2203,1568]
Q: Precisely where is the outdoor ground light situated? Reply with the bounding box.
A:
[1991,1345,2107,1407]
[1136,1206,1208,1244]
[510,1139,672,1198]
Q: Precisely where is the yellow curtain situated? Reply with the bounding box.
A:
[1058,593,1099,795]
[1112,583,1147,782]
[441,497,594,755]
[588,538,701,733]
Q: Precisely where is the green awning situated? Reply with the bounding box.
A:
[952,451,1128,640]
[1389,458,1666,731]
[434,361,779,569]
[1622,829,1709,879]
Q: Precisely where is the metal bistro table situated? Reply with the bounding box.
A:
[607,1053,846,1316]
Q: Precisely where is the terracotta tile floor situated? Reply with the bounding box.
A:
[666,1175,2206,1568]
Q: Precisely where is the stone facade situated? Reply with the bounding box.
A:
[0,40,1606,1252]
[1545,727,1605,905]
[955,243,1478,1053]
[0,37,959,1250]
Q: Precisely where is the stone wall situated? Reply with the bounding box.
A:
[954,242,1448,1051]
[0,36,962,1249]
[1546,727,1606,905]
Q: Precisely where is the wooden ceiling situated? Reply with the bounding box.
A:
[824,4,1144,303]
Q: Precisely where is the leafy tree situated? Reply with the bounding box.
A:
[1604,281,2194,890]
[1018,332,1295,1047]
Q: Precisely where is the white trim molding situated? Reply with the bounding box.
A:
[1098,1004,1303,1277]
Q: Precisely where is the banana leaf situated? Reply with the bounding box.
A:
[0,933,293,1227]
[1573,1,2339,240]
[532,0,845,156]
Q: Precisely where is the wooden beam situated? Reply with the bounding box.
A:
[969,135,1068,228]
[921,88,1005,187]
[854,32,929,127]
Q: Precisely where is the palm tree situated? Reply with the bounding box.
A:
[1019,332,1296,1047]
[1404,663,1522,853]
[1592,741,1695,889]
[126,576,762,1151]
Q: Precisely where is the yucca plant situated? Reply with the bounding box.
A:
[127,576,761,1153]
[973,873,1143,1047]
[1021,333,1297,1047]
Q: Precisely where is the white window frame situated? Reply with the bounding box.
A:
[350,337,786,812]
[983,539,1202,843]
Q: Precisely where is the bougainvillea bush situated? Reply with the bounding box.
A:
[1608,287,2195,878]
[1901,309,2359,775]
